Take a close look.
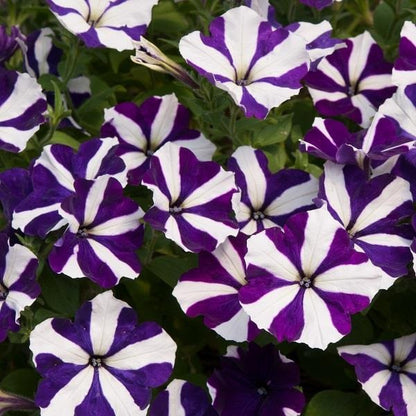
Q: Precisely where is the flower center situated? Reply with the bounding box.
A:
[257,386,268,395]
[299,276,312,288]
[252,211,265,221]
[90,356,103,368]
[169,205,182,214]
[391,363,402,373]
[348,82,359,96]
[236,78,250,86]
[0,283,8,300]
[146,149,154,156]
[77,227,89,238]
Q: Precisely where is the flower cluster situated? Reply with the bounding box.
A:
[1,1,416,416]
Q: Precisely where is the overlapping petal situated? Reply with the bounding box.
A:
[229,146,318,234]
[101,94,215,184]
[143,142,238,253]
[179,6,309,119]
[0,68,47,152]
[46,0,159,51]
[393,21,416,88]
[173,234,258,342]
[239,205,381,349]
[305,31,396,127]
[30,291,177,416]
[149,379,217,416]
[319,162,413,285]
[49,177,143,288]
[0,234,39,342]
[12,137,126,237]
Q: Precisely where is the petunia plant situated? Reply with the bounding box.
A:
[0,1,416,415]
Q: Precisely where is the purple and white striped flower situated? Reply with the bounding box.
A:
[0,68,47,152]
[300,115,415,168]
[305,31,396,127]
[229,146,318,235]
[239,205,381,349]
[12,137,126,238]
[173,234,259,342]
[46,0,159,51]
[338,333,416,416]
[179,6,309,119]
[393,21,416,88]
[101,94,215,184]
[319,161,413,286]
[143,142,238,253]
[208,343,305,416]
[0,25,24,66]
[149,379,217,416]
[30,291,177,416]
[0,234,39,342]
[49,177,143,288]
[22,28,61,79]
[244,0,278,27]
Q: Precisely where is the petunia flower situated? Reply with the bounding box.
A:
[173,234,259,342]
[149,379,217,416]
[48,177,144,288]
[305,31,396,127]
[207,343,305,416]
[393,21,416,88]
[30,291,177,416]
[338,333,416,416]
[142,142,238,253]
[0,25,24,66]
[318,161,413,287]
[0,234,39,342]
[239,205,381,349]
[179,6,309,119]
[12,137,126,238]
[46,0,159,51]
[101,93,215,184]
[0,68,47,152]
[229,146,318,235]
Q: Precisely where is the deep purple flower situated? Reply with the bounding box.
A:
[179,6,309,119]
[49,177,143,288]
[0,68,47,152]
[0,234,39,342]
[229,146,318,235]
[239,205,381,349]
[143,142,238,253]
[101,94,215,184]
[338,333,416,416]
[299,0,341,10]
[305,31,396,127]
[30,291,177,415]
[149,379,217,416]
[173,234,259,342]
[208,343,305,416]
[46,0,159,51]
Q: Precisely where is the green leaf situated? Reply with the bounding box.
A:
[39,268,80,317]
[150,1,190,34]
[0,369,40,398]
[304,390,385,416]
[253,114,293,147]
[147,254,198,287]
[49,130,80,149]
